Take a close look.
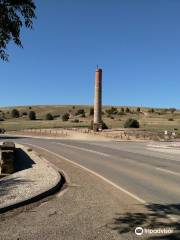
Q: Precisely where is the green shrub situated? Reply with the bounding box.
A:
[102,120,108,129]
[105,107,118,115]
[118,111,126,116]
[89,120,108,130]
[124,118,140,128]
[29,111,36,120]
[22,111,27,116]
[62,113,69,121]
[89,107,94,116]
[148,108,155,113]
[125,107,130,113]
[137,107,141,112]
[45,113,54,120]
[73,119,79,123]
[11,109,20,118]
[75,109,85,116]
[120,107,124,113]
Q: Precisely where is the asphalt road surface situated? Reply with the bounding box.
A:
[0,136,180,239]
[17,137,180,204]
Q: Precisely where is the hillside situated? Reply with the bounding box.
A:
[0,105,179,132]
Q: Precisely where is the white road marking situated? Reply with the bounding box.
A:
[51,141,110,157]
[147,147,180,156]
[156,167,180,177]
[22,142,146,204]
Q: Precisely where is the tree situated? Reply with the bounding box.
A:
[29,111,36,120]
[125,107,130,113]
[148,108,154,113]
[75,109,85,116]
[45,113,54,120]
[120,107,124,113]
[62,113,69,121]
[11,109,20,118]
[0,0,36,61]
[105,107,118,115]
[137,107,141,112]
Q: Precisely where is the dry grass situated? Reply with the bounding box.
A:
[0,105,179,133]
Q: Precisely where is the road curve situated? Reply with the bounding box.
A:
[1,135,180,239]
[10,136,180,205]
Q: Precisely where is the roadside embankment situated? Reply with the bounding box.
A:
[5,127,168,142]
[0,143,62,213]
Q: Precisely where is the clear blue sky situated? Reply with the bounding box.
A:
[1,0,180,108]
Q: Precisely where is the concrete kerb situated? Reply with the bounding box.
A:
[0,143,64,214]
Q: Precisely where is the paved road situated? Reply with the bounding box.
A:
[17,137,180,204]
[0,136,180,239]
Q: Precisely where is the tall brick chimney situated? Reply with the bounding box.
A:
[93,67,102,132]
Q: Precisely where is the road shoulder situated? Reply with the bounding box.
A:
[0,144,62,213]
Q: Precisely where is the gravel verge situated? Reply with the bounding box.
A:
[0,144,62,213]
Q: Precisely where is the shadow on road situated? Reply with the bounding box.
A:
[15,148,35,171]
[0,135,26,140]
[110,203,180,239]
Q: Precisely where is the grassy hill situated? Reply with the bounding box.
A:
[0,105,179,133]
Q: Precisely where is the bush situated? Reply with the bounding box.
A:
[118,111,126,116]
[169,108,176,114]
[137,107,141,112]
[120,107,124,113]
[75,109,85,116]
[89,107,94,116]
[72,119,79,123]
[102,121,108,129]
[125,107,130,113]
[148,108,154,113]
[22,111,27,116]
[124,118,140,128]
[45,113,54,120]
[168,118,174,121]
[89,120,108,130]
[81,112,86,118]
[62,113,69,121]
[105,107,118,115]
[11,109,20,118]
[29,111,36,120]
